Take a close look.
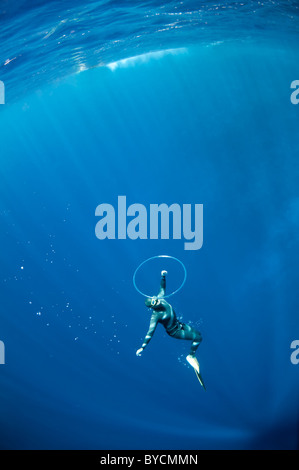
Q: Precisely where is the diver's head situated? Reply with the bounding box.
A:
[145,297,160,309]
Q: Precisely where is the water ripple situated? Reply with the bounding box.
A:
[0,0,299,102]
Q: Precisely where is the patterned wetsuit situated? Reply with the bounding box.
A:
[141,274,202,356]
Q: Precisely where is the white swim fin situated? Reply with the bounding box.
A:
[186,354,200,374]
[186,355,206,391]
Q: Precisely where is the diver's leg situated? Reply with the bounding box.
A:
[171,324,202,352]
[190,338,201,356]
[188,326,202,356]
[171,324,202,373]
[172,324,205,389]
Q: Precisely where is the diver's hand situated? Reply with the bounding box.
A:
[136,348,144,357]
[161,270,167,276]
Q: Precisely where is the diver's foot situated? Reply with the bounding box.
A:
[186,354,200,374]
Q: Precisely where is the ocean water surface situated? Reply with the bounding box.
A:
[0,0,299,450]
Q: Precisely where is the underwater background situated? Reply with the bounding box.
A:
[0,0,299,450]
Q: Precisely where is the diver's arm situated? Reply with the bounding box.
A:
[136,313,159,356]
[157,270,167,298]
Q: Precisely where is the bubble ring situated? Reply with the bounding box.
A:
[133,255,187,299]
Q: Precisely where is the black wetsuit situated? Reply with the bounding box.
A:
[141,274,202,356]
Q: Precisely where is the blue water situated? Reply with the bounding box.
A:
[1,1,299,450]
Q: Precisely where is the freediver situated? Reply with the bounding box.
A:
[136,270,205,389]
